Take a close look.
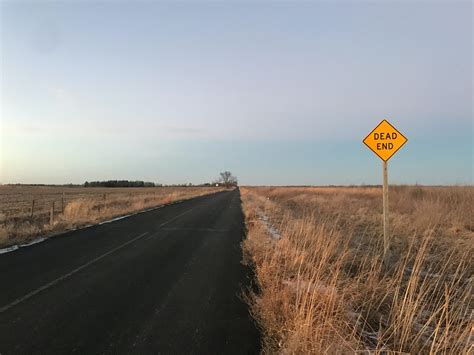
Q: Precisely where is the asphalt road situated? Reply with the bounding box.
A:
[0,189,261,354]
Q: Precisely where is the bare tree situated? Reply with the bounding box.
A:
[218,171,238,187]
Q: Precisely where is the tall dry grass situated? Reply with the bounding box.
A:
[0,186,225,248]
[241,186,473,354]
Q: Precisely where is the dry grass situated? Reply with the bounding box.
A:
[240,186,473,354]
[0,185,226,248]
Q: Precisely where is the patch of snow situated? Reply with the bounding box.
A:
[0,245,19,254]
[404,267,457,280]
[19,238,46,247]
[98,213,134,225]
[99,204,167,225]
[256,210,281,240]
[282,280,336,295]
[0,237,48,255]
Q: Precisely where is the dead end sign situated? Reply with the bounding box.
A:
[363,119,408,161]
[363,119,408,264]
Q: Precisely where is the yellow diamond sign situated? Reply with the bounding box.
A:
[363,119,407,161]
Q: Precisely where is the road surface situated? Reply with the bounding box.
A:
[0,189,261,354]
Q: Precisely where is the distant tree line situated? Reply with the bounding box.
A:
[82,172,239,188]
[84,180,156,188]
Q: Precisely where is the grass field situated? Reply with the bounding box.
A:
[240,186,473,354]
[0,185,225,248]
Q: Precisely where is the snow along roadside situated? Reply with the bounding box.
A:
[256,209,281,240]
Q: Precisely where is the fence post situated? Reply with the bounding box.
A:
[50,201,54,225]
[62,192,65,213]
[31,199,35,218]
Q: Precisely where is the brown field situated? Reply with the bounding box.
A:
[240,186,473,354]
[0,185,226,248]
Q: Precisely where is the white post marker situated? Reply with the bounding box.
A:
[363,119,407,264]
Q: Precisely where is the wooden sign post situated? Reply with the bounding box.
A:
[363,119,407,264]
[382,160,389,261]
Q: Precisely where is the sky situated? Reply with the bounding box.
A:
[1,0,472,185]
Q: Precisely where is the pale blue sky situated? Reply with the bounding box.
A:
[1,1,472,185]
